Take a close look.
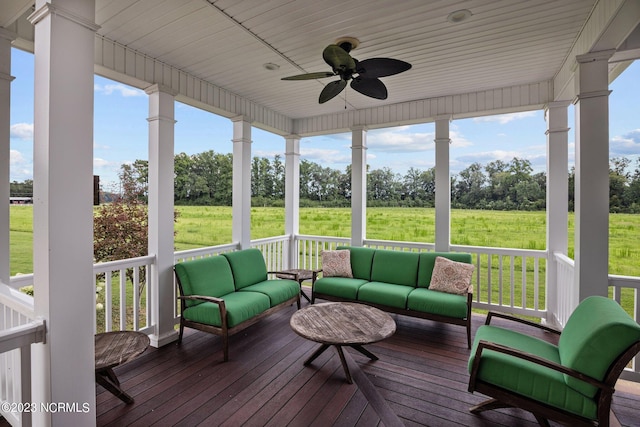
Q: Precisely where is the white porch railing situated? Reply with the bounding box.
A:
[3,233,639,401]
[0,283,45,427]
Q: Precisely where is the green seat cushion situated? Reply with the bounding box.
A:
[174,256,235,307]
[407,288,468,318]
[239,279,299,306]
[336,246,375,280]
[313,277,369,299]
[370,250,419,286]
[559,296,640,398]
[469,325,597,419]
[357,282,413,309]
[223,249,268,289]
[182,291,270,328]
[417,252,473,288]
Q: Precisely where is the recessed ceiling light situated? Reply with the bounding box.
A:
[447,9,472,24]
[263,63,280,71]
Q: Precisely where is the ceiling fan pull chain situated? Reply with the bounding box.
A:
[344,87,347,109]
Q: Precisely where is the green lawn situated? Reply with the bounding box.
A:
[9,205,640,278]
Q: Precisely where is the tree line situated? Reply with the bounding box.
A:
[10,152,640,213]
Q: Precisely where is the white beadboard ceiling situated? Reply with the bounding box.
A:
[89,0,599,120]
[9,0,639,125]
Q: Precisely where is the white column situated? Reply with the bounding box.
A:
[351,126,367,247]
[0,28,16,286]
[29,1,98,425]
[145,84,179,348]
[434,117,451,252]
[545,101,570,322]
[232,116,252,249]
[284,134,301,268]
[573,50,614,300]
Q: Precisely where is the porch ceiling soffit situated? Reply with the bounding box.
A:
[553,0,640,101]
[6,8,295,137]
[0,0,32,28]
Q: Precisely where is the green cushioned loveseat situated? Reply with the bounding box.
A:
[174,248,300,361]
[468,296,640,426]
[312,246,474,347]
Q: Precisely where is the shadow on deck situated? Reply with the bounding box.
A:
[97,293,640,426]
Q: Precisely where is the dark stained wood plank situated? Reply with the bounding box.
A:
[96,304,640,427]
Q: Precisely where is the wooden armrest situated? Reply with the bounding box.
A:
[178,295,224,305]
[472,340,612,392]
[485,311,560,335]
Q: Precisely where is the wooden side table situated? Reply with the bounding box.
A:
[290,302,396,383]
[275,268,320,303]
[95,331,149,404]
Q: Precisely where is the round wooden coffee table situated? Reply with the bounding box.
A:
[290,302,396,383]
[95,331,149,404]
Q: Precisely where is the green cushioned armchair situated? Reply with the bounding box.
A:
[468,296,640,427]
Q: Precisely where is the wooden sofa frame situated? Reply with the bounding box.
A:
[312,290,473,348]
[468,311,640,427]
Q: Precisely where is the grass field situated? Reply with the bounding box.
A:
[8,205,640,277]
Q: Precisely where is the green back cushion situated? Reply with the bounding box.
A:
[559,296,640,398]
[337,246,375,280]
[370,249,419,286]
[174,256,235,307]
[417,252,472,288]
[222,249,268,289]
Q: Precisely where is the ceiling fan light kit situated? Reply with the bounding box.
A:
[282,37,411,104]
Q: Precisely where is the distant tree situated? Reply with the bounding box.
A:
[94,165,178,295]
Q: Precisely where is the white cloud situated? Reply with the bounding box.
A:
[367,130,435,153]
[93,157,115,169]
[610,129,640,155]
[473,111,538,124]
[300,147,351,166]
[10,150,32,181]
[10,123,34,140]
[95,83,145,97]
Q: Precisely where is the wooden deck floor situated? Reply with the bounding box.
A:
[97,295,640,427]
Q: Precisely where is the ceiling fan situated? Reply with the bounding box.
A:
[281,37,412,104]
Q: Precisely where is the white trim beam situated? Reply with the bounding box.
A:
[293,82,551,137]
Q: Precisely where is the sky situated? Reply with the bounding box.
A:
[8,47,640,189]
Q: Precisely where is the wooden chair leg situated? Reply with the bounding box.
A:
[222,332,229,362]
[470,398,511,413]
[178,321,184,345]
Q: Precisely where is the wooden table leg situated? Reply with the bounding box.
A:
[350,344,379,361]
[304,343,330,366]
[96,368,134,404]
[334,346,353,384]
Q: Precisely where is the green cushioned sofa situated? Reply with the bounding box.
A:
[312,246,474,347]
[468,296,640,426]
[174,248,300,361]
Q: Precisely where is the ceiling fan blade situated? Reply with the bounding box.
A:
[319,80,347,104]
[350,77,388,100]
[323,44,356,72]
[356,58,412,78]
[281,72,335,80]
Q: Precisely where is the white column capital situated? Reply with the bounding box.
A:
[231,114,253,124]
[144,83,178,96]
[575,50,615,64]
[29,3,100,32]
[351,125,368,132]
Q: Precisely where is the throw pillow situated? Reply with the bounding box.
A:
[429,256,474,295]
[322,250,353,278]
